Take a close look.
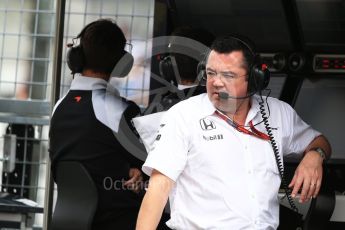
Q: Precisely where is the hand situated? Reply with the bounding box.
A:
[289,151,323,203]
[124,168,143,194]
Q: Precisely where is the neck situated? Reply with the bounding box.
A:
[82,69,110,81]
[225,98,251,126]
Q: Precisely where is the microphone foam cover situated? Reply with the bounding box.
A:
[219,92,229,100]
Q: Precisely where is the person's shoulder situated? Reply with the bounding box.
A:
[186,85,206,96]
[172,93,204,106]
[167,93,206,116]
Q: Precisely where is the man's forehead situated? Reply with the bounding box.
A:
[206,50,245,68]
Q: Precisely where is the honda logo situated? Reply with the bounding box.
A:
[199,118,216,130]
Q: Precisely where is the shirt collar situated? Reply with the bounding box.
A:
[70,74,108,90]
[201,93,218,117]
[245,95,261,124]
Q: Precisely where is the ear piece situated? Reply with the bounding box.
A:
[196,61,206,86]
[159,56,177,85]
[67,45,84,74]
[248,62,270,94]
[247,54,270,94]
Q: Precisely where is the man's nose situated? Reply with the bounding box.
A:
[212,75,225,86]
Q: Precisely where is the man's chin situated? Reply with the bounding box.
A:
[213,101,238,114]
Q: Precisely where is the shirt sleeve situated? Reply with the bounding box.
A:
[281,102,321,156]
[142,106,189,182]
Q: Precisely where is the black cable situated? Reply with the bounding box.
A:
[248,89,271,127]
[258,92,299,214]
[230,88,271,128]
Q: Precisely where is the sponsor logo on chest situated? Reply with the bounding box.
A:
[203,134,224,141]
[199,118,216,130]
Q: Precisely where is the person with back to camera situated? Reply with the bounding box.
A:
[49,18,150,230]
[146,26,215,114]
[135,36,332,229]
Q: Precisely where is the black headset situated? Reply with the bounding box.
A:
[159,55,179,85]
[197,36,270,94]
[159,38,209,86]
[67,20,134,77]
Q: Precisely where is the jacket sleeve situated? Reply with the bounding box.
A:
[118,100,147,169]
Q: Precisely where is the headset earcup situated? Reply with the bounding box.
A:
[249,63,270,93]
[159,56,175,83]
[247,53,270,94]
[111,51,134,77]
[260,66,270,90]
[67,46,84,74]
[197,61,206,86]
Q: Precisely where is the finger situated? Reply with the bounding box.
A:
[125,169,143,188]
[124,175,144,188]
[124,176,138,186]
[289,173,297,188]
[307,181,316,200]
[129,183,139,192]
[135,182,142,192]
[130,171,141,180]
[299,179,312,203]
[129,168,140,177]
[313,180,322,198]
[131,181,143,193]
[313,171,323,197]
[125,180,138,188]
[291,177,303,198]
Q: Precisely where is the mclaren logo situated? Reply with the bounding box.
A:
[199,118,216,130]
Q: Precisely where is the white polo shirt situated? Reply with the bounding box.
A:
[143,93,320,230]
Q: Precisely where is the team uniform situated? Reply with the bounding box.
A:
[49,75,145,229]
[143,93,320,230]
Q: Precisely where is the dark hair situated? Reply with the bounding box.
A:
[169,26,215,82]
[80,19,126,74]
[210,36,255,73]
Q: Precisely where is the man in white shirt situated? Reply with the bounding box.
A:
[136,36,331,230]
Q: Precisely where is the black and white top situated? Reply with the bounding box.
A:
[49,75,146,215]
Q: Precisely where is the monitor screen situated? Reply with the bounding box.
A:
[294,77,345,161]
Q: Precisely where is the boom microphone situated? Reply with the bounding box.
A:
[218,91,255,100]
